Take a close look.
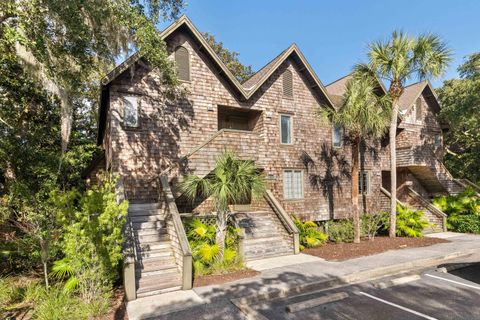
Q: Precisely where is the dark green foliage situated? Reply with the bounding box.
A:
[439,53,480,183]
[293,216,327,250]
[325,219,354,243]
[383,205,430,237]
[433,187,480,233]
[202,32,254,82]
[184,218,242,276]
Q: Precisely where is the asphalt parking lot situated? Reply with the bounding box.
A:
[251,263,480,320]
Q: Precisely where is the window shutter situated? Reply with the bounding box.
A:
[283,69,293,97]
[175,46,190,81]
[415,97,422,121]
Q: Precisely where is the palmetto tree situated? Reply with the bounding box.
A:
[321,76,391,243]
[355,31,451,237]
[180,150,266,260]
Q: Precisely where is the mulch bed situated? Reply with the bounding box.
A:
[193,268,260,287]
[303,236,450,261]
[99,287,127,320]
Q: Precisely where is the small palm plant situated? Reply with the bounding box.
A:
[180,150,266,261]
[384,204,430,237]
[293,215,328,251]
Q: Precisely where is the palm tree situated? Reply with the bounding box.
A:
[320,75,391,243]
[180,150,266,260]
[355,31,451,237]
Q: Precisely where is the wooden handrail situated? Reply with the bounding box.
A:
[264,190,299,254]
[380,186,405,207]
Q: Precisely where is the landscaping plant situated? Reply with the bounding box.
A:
[433,187,480,233]
[325,219,354,243]
[185,218,243,276]
[361,212,388,240]
[293,216,328,250]
[383,204,430,237]
[180,150,266,261]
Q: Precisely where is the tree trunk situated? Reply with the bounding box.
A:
[352,136,361,244]
[40,238,49,289]
[389,98,399,238]
[215,210,227,261]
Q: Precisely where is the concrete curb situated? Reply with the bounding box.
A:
[231,249,477,307]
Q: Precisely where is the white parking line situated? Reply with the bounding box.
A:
[425,273,480,290]
[358,292,438,320]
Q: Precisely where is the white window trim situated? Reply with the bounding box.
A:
[279,114,293,145]
[332,124,344,148]
[122,95,139,128]
[283,169,304,200]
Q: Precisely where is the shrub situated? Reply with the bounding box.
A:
[293,215,327,250]
[361,212,388,240]
[433,187,480,233]
[384,204,430,237]
[325,219,354,243]
[450,214,480,234]
[185,218,243,276]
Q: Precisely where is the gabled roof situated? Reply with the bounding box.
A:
[397,80,440,113]
[100,15,334,105]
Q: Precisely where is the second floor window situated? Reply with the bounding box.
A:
[280,114,292,144]
[332,124,344,148]
[123,96,139,127]
[175,46,190,81]
[284,169,303,199]
[359,171,370,195]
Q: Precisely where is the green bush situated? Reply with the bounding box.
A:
[293,216,327,250]
[433,187,480,233]
[325,219,354,243]
[384,204,430,237]
[361,212,388,240]
[185,218,243,276]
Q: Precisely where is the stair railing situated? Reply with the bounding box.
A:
[264,190,300,254]
[116,177,137,301]
[403,186,447,232]
[159,175,192,290]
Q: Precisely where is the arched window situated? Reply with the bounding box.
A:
[175,46,190,81]
[415,97,422,121]
[283,69,293,97]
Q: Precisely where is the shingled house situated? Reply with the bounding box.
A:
[87,16,475,299]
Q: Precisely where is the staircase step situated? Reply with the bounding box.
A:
[132,220,166,230]
[136,266,179,278]
[244,236,290,246]
[136,285,182,298]
[137,273,182,290]
[135,257,178,272]
[128,209,162,217]
[138,248,173,259]
[134,228,168,236]
[136,233,170,243]
[129,203,160,211]
[139,242,171,252]
[130,215,165,223]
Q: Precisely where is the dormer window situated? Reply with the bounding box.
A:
[415,97,422,121]
[283,69,293,97]
[175,46,190,81]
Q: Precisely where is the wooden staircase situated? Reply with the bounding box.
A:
[235,210,294,261]
[129,203,183,298]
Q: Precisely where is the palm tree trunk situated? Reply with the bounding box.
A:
[389,98,399,238]
[215,210,227,261]
[352,136,361,244]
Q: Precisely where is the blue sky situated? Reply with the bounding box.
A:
[159,0,479,88]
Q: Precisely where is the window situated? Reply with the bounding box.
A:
[359,171,370,195]
[332,124,344,148]
[434,134,442,147]
[415,97,422,121]
[122,96,139,127]
[175,46,190,81]
[283,69,293,97]
[280,114,292,144]
[284,170,303,199]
